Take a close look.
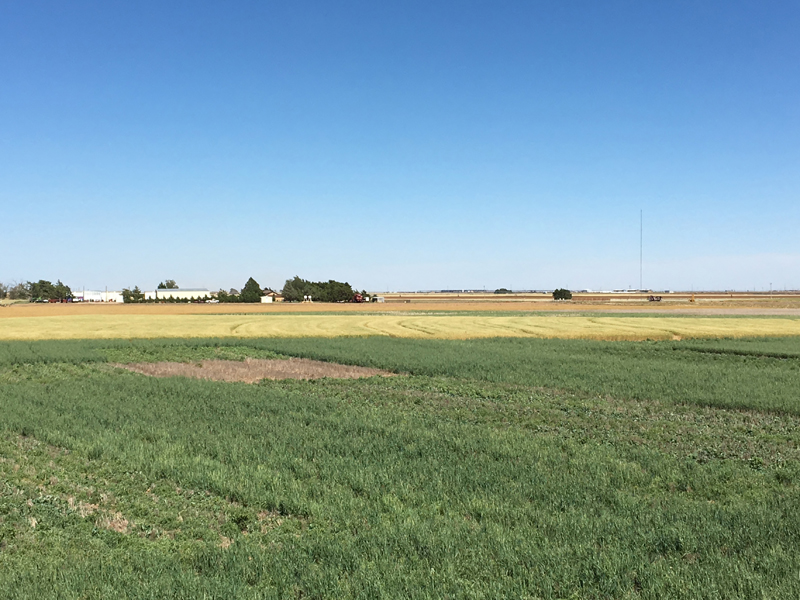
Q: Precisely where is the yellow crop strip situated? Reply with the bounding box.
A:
[1,314,800,341]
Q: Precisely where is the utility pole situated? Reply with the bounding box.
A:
[639,210,643,291]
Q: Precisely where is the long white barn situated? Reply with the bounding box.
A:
[143,288,211,301]
[72,290,124,303]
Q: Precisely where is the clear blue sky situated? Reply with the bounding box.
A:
[2,1,798,292]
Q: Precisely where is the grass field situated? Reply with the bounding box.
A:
[1,336,800,598]
[2,312,800,341]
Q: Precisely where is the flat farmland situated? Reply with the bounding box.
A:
[2,310,800,341]
[4,291,800,318]
[380,291,800,309]
[2,336,800,598]
[3,302,800,598]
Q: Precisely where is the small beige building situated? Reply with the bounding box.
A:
[261,290,283,303]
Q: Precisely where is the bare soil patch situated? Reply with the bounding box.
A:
[116,358,395,383]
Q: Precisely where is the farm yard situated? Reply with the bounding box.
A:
[1,313,800,598]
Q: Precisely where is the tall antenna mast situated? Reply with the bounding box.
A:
[639,210,643,291]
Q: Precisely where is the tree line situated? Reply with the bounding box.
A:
[0,280,72,301]
[280,276,356,303]
[216,278,263,303]
[216,276,357,303]
[121,277,265,303]
[121,280,212,303]
[2,276,362,304]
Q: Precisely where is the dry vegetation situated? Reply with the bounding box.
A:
[116,357,395,383]
[1,312,800,341]
[3,291,800,318]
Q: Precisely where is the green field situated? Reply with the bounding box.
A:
[2,337,800,598]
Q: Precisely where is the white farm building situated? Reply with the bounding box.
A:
[72,290,124,303]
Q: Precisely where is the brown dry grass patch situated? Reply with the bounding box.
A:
[97,511,130,534]
[116,357,395,383]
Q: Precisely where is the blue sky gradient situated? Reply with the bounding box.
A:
[2,1,799,291]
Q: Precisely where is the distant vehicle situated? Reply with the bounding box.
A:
[206,299,220,303]
[648,295,662,302]
[352,293,366,303]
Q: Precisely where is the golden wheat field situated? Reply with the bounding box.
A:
[1,312,800,341]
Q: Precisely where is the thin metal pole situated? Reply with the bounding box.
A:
[639,210,643,291]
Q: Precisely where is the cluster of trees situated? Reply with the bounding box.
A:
[281,277,356,303]
[0,280,72,301]
[0,282,24,299]
[553,288,573,301]
[2,275,361,305]
[121,287,146,303]
[494,288,511,294]
[217,278,264,303]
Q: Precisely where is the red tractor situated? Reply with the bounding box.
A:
[352,293,365,303]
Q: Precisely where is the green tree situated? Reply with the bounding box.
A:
[281,276,308,302]
[122,286,145,303]
[27,280,56,301]
[53,280,72,301]
[321,279,355,302]
[7,283,30,300]
[552,288,573,301]
[494,288,511,294]
[158,280,178,289]
[280,276,355,302]
[240,277,262,303]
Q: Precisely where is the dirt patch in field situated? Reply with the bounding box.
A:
[116,357,395,383]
